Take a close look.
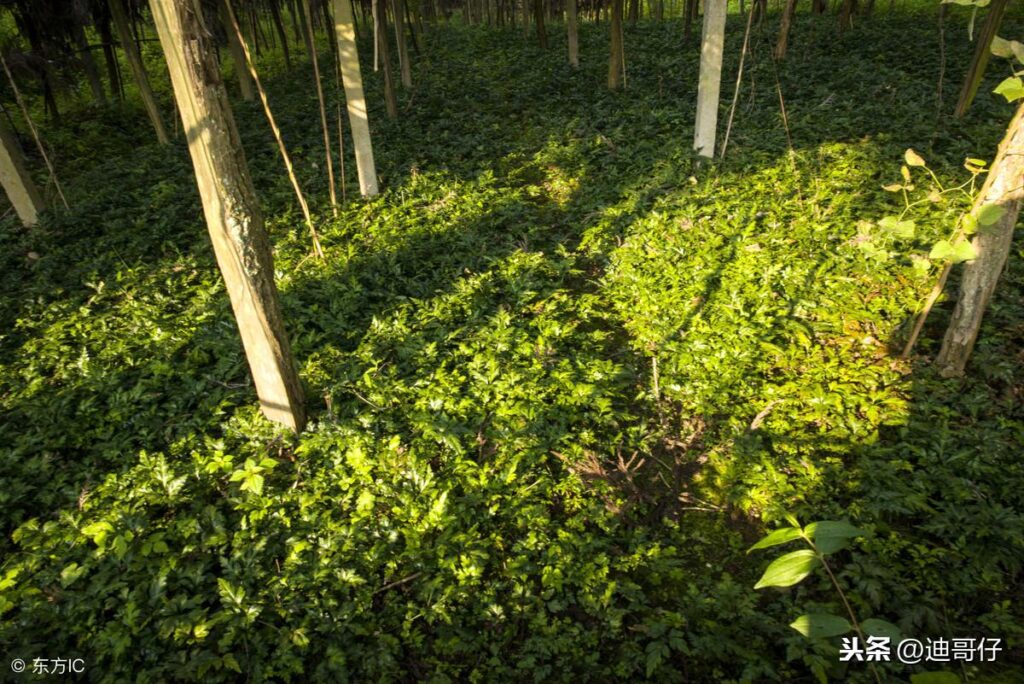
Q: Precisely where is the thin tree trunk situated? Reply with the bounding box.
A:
[97,12,124,99]
[110,0,169,144]
[220,0,256,100]
[333,0,379,196]
[376,0,399,118]
[0,121,44,226]
[838,0,855,31]
[936,100,1024,375]
[954,0,1009,118]
[269,0,293,67]
[535,0,548,47]
[684,0,697,42]
[608,0,624,89]
[72,15,107,104]
[301,0,338,212]
[694,0,726,157]
[628,0,639,25]
[567,0,579,67]
[149,0,307,432]
[775,0,797,60]
[392,0,413,87]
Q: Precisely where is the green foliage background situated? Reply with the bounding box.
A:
[1,4,1022,681]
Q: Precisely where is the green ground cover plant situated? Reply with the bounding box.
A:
[1,4,1022,682]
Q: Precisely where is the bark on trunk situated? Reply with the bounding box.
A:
[694,0,726,157]
[72,16,107,104]
[0,122,44,226]
[220,0,256,101]
[269,0,293,68]
[936,100,1024,376]
[567,0,579,67]
[535,0,548,48]
[375,0,399,118]
[392,0,413,87]
[775,0,798,60]
[149,0,307,432]
[608,0,624,90]
[334,0,379,196]
[111,0,169,143]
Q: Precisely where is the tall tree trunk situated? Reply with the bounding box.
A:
[149,0,306,432]
[333,0,379,196]
[567,0,579,67]
[0,121,44,226]
[608,0,624,89]
[110,0,169,144]
[71,11,107,104]
[936,100,1024,376]
[694,0,726,157]
[684,0,697,42]
[269,0,294,67]
[97,11,124,100]
[220,0,256,100]
[655,0,664,20]
[954,0,1009,118]
[375,0,399,118]
[628,0,639,25]
[812,0,825,13]
[535,0,548,47]
[775,0,797,60]
[392,0,413,87]
[838,0,855,31]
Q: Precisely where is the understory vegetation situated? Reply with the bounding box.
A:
[1,5,1023,682]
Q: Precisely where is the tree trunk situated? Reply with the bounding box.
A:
[148,0,307,432]
[269,0,293,68]
[694,0,726,157]
[684,0,698,42]
[775,0,797,60]
[110,0,169,144]
[838,0,855,31]
[812,0,825,13]
[220,0,256,101]
[954,0,1009,119]
[628,0,639,25]
[936,100,1024,376]
[333,0,379,196]
[71,14,107,104]
[375,0,399,118]
[608,0,624,90]
[655,0,664,20]
[535,0,548,48]
[0,122,44,226]
[392,0,413,87]
[567,0,579,67]
[97,11,124,100]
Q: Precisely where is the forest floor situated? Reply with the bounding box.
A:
[1,6,1023,682]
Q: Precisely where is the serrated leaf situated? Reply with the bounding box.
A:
[862,618,902,642]
[976,203,1005,226]
[904,149,926,167]
[754,549,819,589]
[790,613,852,638]
[748,526,802,552]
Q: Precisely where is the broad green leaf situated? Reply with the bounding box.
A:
[930,240,954,261]
[952,241,977,263]
[904,149,926,167]
[862,618,901,642]
[901,165,912,182]
[976,203,1005,226]
[910,673,961,684]
[881,183,903,192]
[878,216,915,239]
[961,213,978,235]
[993,76,1024,102]
[754,549,819,589]
[805,521,864,553]
[60,563,86,587]
[748,526,802,552]
[789,613,852,638]
[991,36,1014,59]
